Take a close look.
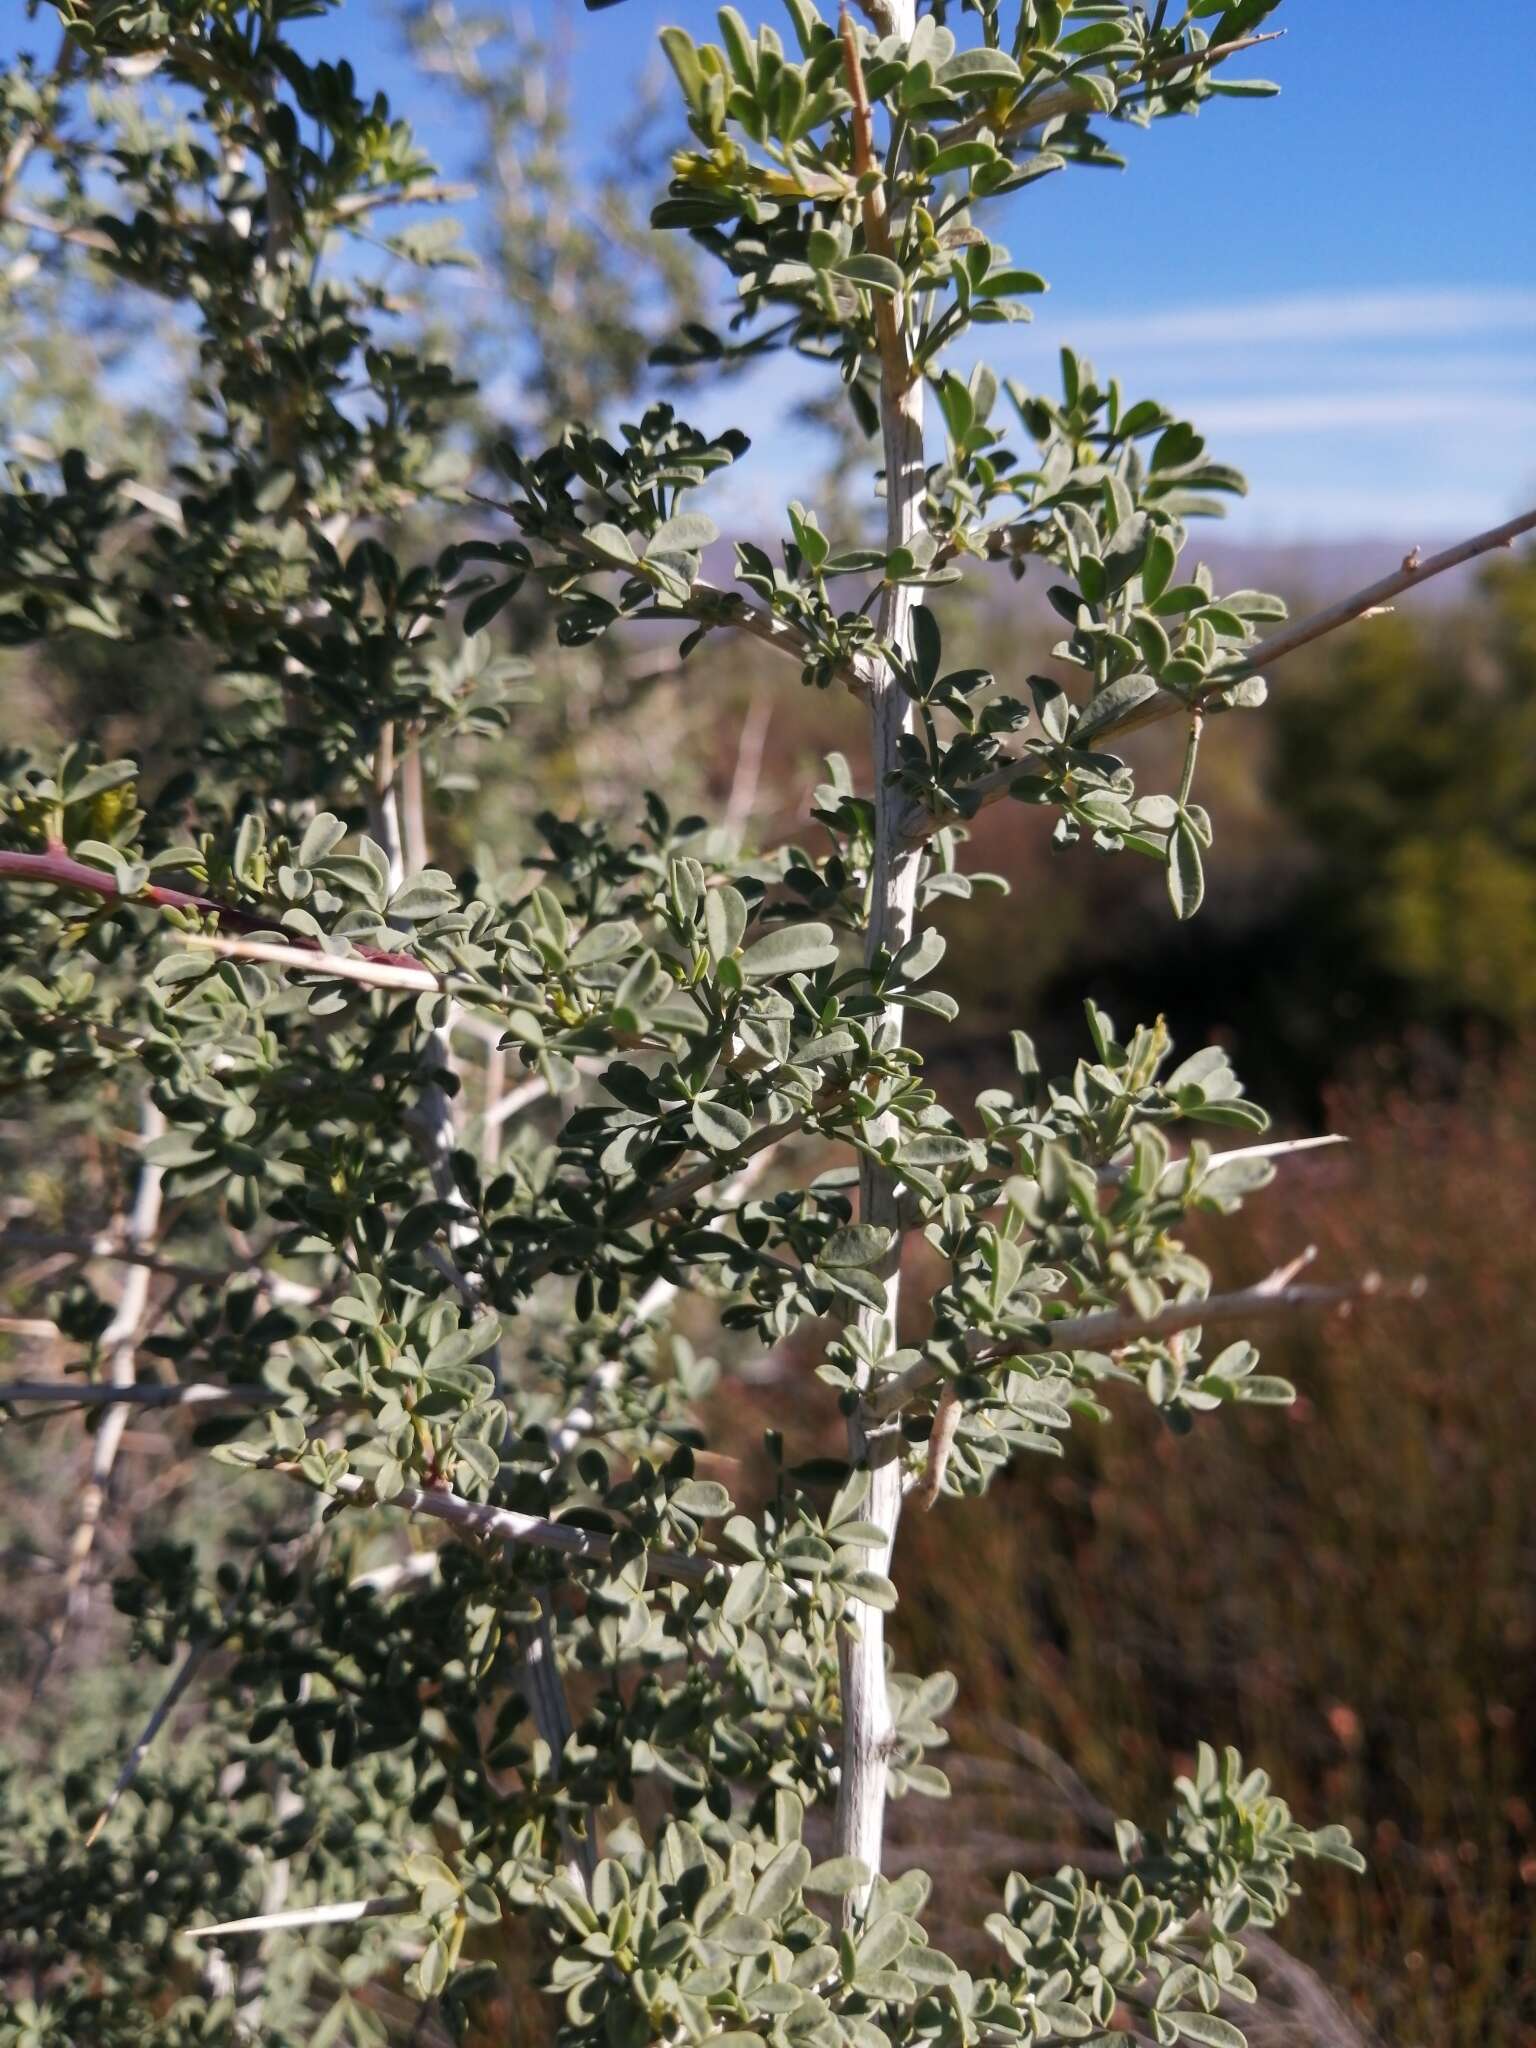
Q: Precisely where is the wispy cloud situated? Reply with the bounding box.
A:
[1060,287,1536,354]
[689,287,1536,546]
[999,285,1536,538]
[1191,390,1536,434]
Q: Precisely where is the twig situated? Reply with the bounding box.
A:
[85,1625,224,1847]
[297,1467,724,1589]
[469,494,877,700]
[349,1550,442,1595]
[848,0,898,33]
[0,27,78,211]
[1223,507,1536,678]
[2,1381,285,1409]
[175,930,440,993]
[0,1228,321,1303]
[0,847,424,974]
[481,1055,608,1135]
[330,178,474,221]
[543,1146,783,1464]
[0,1231,223,1282]
[185,1897,412,1940]
[915,505,1536,837]
[1096,1131,1347,1186]
[481,1071,552,1131]
[473,495,839,679]
[722,691,773,844]
[867,1262,1425,1419]
[47,1101,165,1674]
[908,1385,961,1511]
[2,201,118,254]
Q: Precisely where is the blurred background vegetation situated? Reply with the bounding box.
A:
[3,6,1534,2043]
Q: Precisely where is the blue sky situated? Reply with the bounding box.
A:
[7,2,1535,539]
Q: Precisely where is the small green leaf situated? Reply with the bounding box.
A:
[1172,2015,1247,2048]
[739,922,839,978]
[670,1478,733,1517]
[1167,814,1205,920]
[937,47,1023,89]
[1141,532,1177,603]
[691,1098,753,1152]
[819,1224,894,1270]
[647,512,717,555]
[704,884,748,963]
[721,1560,769,1624]
[836,254,905,296]
[584,522,638,564]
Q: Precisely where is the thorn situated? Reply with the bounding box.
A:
[1258,1244,1317,1294]
[1401,545,1422,572]
[910,1385,961,1512]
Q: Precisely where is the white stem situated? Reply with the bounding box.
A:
[177,932,440,993]
[54,1101,165,1646]
[835,0,924,1909]
[1096,1131,1348,1185]
[186,1896,411,1940]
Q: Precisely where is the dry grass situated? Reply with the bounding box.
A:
[892,1047,1536,2045]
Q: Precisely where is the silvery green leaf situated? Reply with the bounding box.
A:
[1167,814,1205,920]
[805,1857,870,1896]
[739,922,839,977]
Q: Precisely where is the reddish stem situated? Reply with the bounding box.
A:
[0,846,423,973]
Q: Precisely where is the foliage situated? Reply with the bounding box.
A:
[1265,556,1536,1032]
[9,0,1511,2042]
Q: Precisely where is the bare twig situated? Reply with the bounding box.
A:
[1,1231,223,1283]
[0,1228,321,1303]
[349,1550,442,1596]
[1220,508,1536,678]
[915,506,1536,838]
[0,847,424,975]
[300,1468,724,1589]
[544,1145,783,1464]
[1096,1131,1348,1186]
[481,1071,553,1131]
[0,28,78,210]
[186,1897,412,1940]
[908,1385,961,1511]
[85,1624,225,1847]
[330,178,474,221]
[2,1381,285,1409]
[722,691,773,844]
[867,1262,1425,1419]
[175,930,440,993]
[480,1054,613,1136]
[1,201,118,253]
